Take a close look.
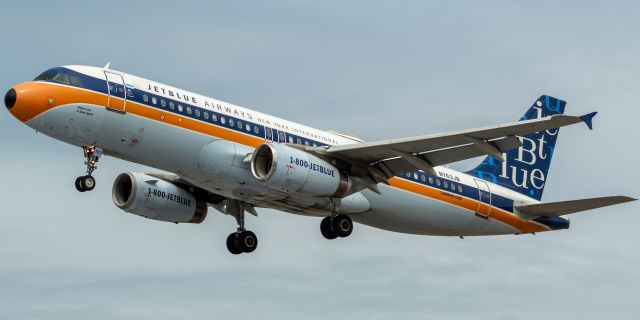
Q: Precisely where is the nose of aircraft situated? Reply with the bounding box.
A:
[4,88,16,109]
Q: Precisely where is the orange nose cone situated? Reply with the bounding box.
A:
[7,82,50,122]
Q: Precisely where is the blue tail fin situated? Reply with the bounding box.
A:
[465,95,566,200]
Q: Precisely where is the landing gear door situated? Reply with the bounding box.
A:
[473,179,492,218]
[105,71,126,113]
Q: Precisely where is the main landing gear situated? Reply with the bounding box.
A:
[75,146,103,192]
[226,230,258,255]
[225,200,258,255]
[320,199,353,240]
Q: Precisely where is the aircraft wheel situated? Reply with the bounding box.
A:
[320,217,337,240]
[238,230,258,253]
[75,176,86,192]
[79,175,96,191]
[226,233,243,255]
[332,214,353,238]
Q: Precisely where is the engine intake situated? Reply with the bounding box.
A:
[251,143,349,197]
[112,172,207,223]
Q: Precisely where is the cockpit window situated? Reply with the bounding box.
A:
[69,74,83,87]
[33,68,84,88]
[34,70,57,81]
[53,72,71,85]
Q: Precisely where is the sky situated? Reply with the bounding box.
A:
[0,1,639,319]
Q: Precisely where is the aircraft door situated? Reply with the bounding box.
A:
[105,71,126,113]
[473,179,492,218]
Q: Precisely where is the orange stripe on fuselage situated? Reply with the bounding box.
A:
[389,177,548,233]
[20,82,548,233]
[124,96,265,148]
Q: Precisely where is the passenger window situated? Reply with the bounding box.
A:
[212,114,218,122]
[443,181,448,188]
[204,112,209,120]
[254,126,260,134]
[421,175,426,182]
[288,136,294,143]
[245,123,251,131]
[186,107,192,115]
[450,183,456,191]
[413,173,418,180]
[458,185,463,193]
[237,121,243,129]
[221,117,226,124]
[429,177,433,184]
[178,104,183,112]
[195,109,201,117]
[151,96,158,105]
[143,94,149,103]
[229,119,234,127]
[296,138,302,144]
[436,179,441,186]
[160,100,166,107]
[169,101,175,109]
[304,141,310,146]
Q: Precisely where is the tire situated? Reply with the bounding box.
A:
[332,214,353,238]
[80,175,96,191]
[226,233,243,255]
[238,231,258,253]
[75,176,86,192]
[320,217,337,240]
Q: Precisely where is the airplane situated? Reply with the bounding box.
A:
[4,64,636,255]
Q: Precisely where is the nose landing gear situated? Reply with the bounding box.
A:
[75,146,103,192]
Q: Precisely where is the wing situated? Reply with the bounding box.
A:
[321,113,596,181]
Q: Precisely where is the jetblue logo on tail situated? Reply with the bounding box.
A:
[467,96,566,200]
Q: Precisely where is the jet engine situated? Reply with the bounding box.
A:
[112,172,207,223]
[250,143,349,197]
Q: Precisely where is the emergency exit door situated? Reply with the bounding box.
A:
[473,179,492,218]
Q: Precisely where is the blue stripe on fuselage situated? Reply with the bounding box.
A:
[38,67,568,231]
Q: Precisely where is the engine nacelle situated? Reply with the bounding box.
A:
[112,172,207,223]
[251,143,348,197]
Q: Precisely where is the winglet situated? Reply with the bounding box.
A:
[579,111,597,130]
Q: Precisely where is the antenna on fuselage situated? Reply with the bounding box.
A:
[103,62,111,70]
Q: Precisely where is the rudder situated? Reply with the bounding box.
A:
[465,95,566,200]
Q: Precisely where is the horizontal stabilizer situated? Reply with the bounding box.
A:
[579,111,598,130]
[515,196,636,218]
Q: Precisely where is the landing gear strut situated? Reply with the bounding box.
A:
[75,146,102,192]
[225,199,258,255]
[320,198,353,240]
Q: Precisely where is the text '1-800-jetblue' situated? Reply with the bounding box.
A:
[4,64,636,254]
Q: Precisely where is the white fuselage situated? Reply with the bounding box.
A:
[9,65,563,236]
